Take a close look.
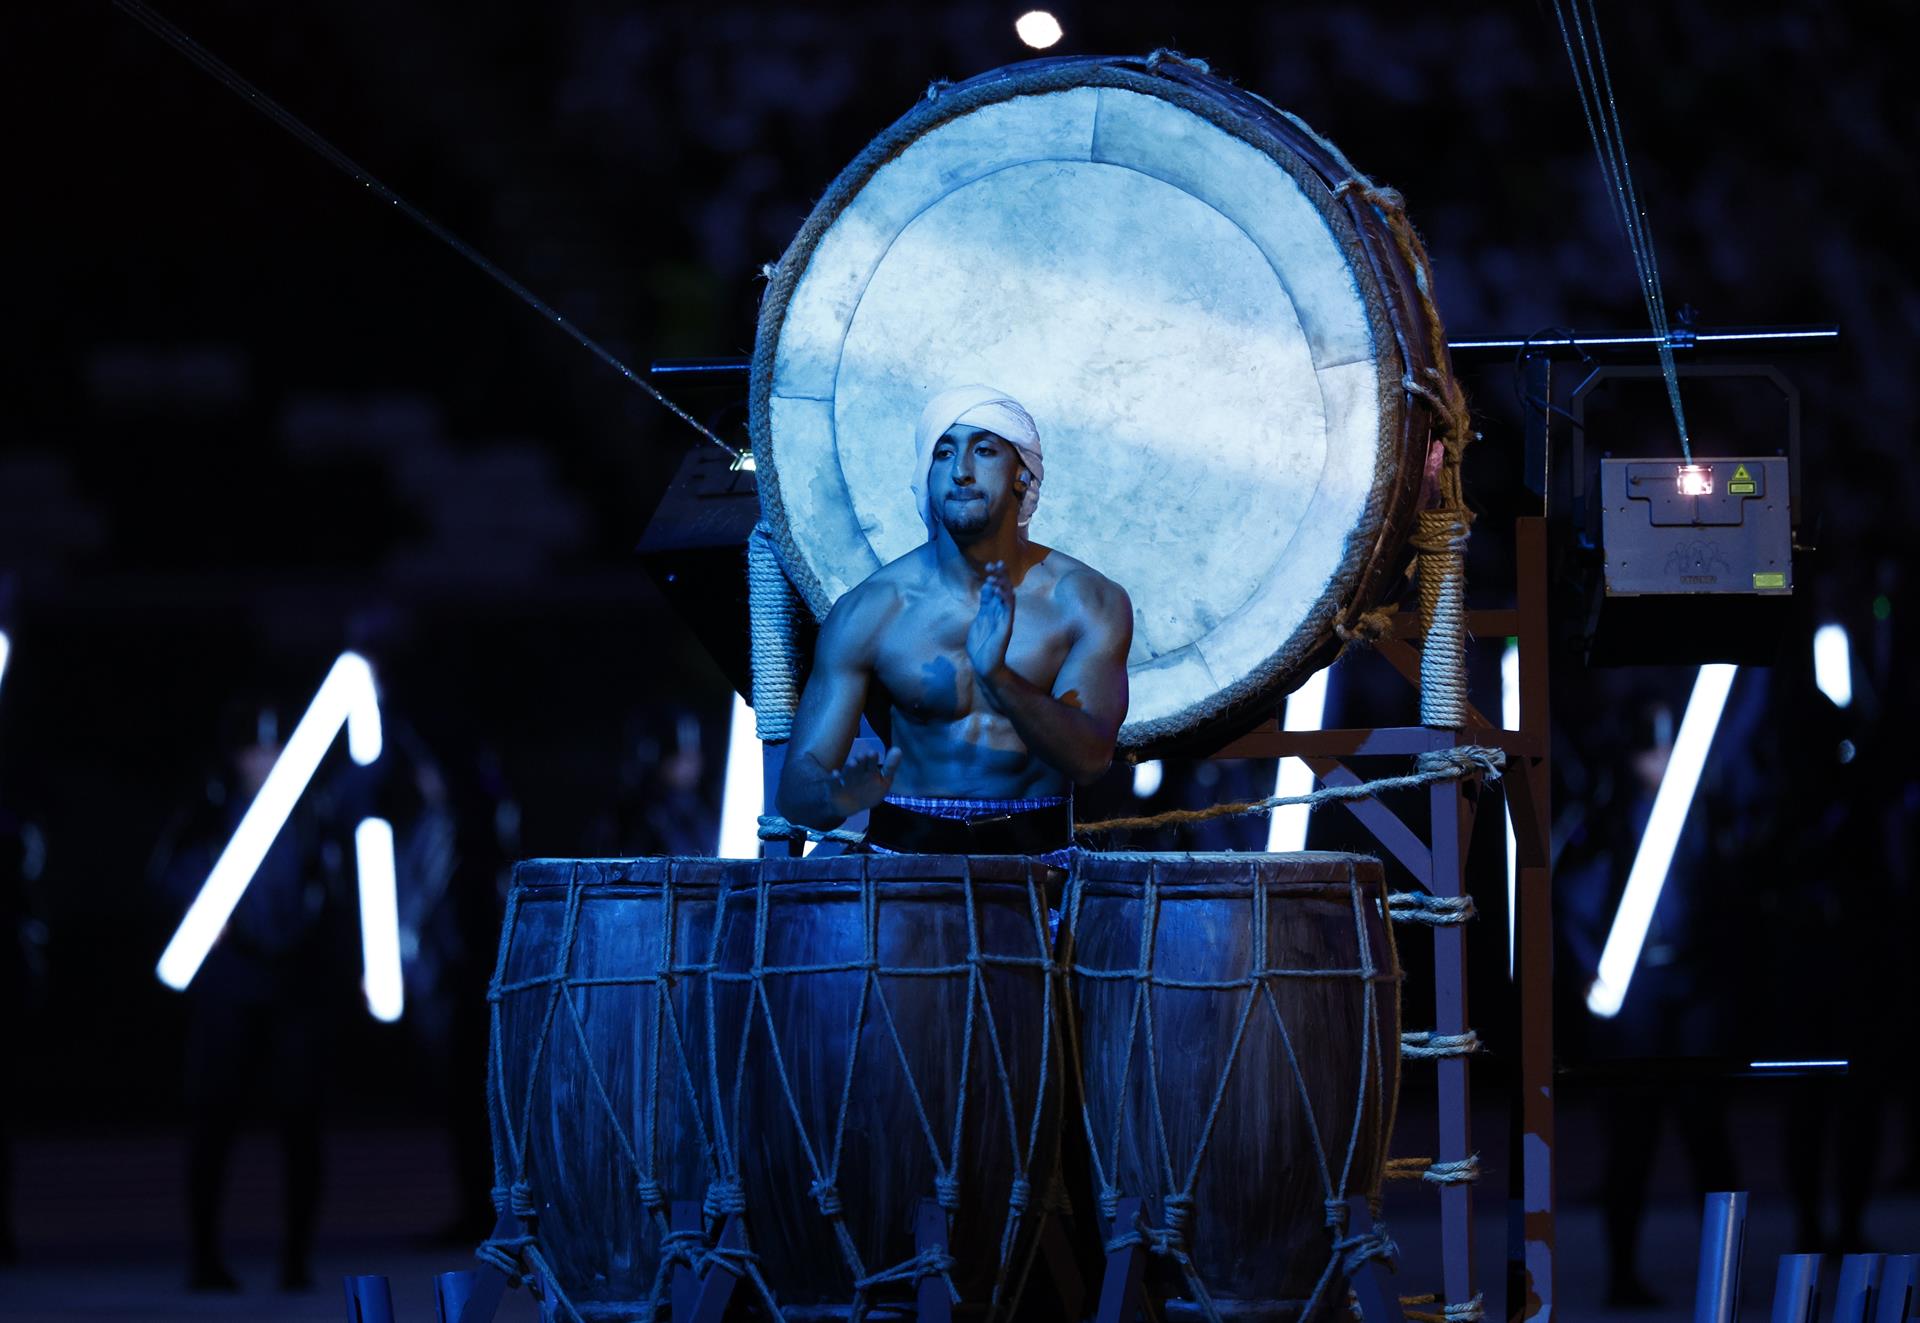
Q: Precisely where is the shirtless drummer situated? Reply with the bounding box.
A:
[775,385,1132,861]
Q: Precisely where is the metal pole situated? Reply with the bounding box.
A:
[436,1270,479,1323]
[1836,1256,1887,1323]
[343,1275,398,1323]
[1772,1255,1824,1323]
[1875,1256,1918,1323]
[1692,1192,1748,1323]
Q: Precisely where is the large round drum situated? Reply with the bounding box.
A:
[490,855,1065,1320]
[752,55,1445,751]
[1064,852,1401,1321]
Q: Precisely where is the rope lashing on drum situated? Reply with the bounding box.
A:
[482,862,790,1323]
[1061,858,1398,1323]
[1403,1291,1487,1323]
[1400,1030,1482,1060]
[1326,164,1479,741]
[1549,0,1693,461]
[1384,1154,1482,1186]
[1070,745,1504,837]
[706,855,1055,1315]
[109,1,746,465]
[1387,891,1477,926]
[1336,606,1397,651]
[1143,48,1213,75]
[747,522,802,741]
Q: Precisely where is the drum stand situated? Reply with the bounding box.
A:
[1110,515,1555,1323]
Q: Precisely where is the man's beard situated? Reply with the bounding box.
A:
[939,494,991,536]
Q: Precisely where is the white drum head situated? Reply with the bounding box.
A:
[753,60,1427,750]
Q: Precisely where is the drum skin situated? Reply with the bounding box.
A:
[1064,852,1401,1321]
[491,858,753,1317]
[714,854,1062,1317]
[752,55,1446,754]
[490,855,1063,1320]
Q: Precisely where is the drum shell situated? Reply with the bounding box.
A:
[1065,852,1401,1321]
[490,858,755,1317]
[713,854,1063,1317]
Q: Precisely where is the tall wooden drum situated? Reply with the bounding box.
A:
[1064,852,1401,1322]
[751,54,1448,753]
[489,855,1065,1320]
[709,854,1062,1318]
[489,859,754,1317]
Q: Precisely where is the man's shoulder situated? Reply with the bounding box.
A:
[823,552,925,628]
[1044,550,1131,621]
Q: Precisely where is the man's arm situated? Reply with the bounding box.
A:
[775,584,902,829]
[972,565,1131,784]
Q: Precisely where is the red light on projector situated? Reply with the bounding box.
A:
[1677,464,1713,496]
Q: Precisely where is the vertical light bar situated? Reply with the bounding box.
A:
[0,629,11,697]
[1502,640,1520,974]
[156,651,381,990]
[1587,664,1737,1017]
[354,817,403,1022]
[717,692,763,858]
[1267,667,1330,852]
[1812,623,1852,709]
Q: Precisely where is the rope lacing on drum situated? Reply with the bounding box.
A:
[1389,891,1477,926]
[703,854,1058,1316]
[1401,1030,1482,1060]
[1403,1291,1488,1322]
[1143,48,1213,75]
[1385,1154,1482,1185]
[1063,857,1398,1323]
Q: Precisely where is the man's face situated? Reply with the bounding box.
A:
[928,424,1026,539]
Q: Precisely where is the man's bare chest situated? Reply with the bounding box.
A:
[874,594,1072,722]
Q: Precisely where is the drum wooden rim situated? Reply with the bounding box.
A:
[752,56,1441,752]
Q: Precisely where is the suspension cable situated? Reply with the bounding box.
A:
[1549,0,1692,462]
[112,0,744,462]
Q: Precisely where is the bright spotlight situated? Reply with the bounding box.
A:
[1267,667,1330,852]
[1587,664,1737,1018]
[354,818,403,1022]
[156,651,383,992]
[1131,759,1164,799]
[717,692,764,858]
[1812,623,1852,709]
[1502,640,1519,975]
[0,630,11,697]
[1015,10,1064,49]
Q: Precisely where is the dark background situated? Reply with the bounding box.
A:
[1,1,1915,1316]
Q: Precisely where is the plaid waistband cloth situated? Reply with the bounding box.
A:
[867,794,1074,869]
[880,794,1070,818]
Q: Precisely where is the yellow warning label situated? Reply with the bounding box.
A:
[1728,462,1756,495]
[1753,572,1787,589]
[1731,463,1753,482]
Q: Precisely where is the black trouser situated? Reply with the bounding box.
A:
[184,951,332,1274]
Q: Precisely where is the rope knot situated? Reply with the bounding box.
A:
[491,1182,537,1218]
[635,1177,665,1210]
[1325,1198,1350,1231]
[1007,1177,1031,1217]
[759,262,777,281]
[933,1172,961,1212]
[1098,1185,1120,1221]
[1144,48,1212,74]
[809,1179,843,1217]
[704,1179,747,1218]
[924,79,951,101]
[1161,1192,1194,1238]
[1336,606,1395,649]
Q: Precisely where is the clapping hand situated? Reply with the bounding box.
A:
[967,560,1015,680]
[829,745,903,815]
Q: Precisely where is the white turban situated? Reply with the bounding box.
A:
[910,385,1044,536]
